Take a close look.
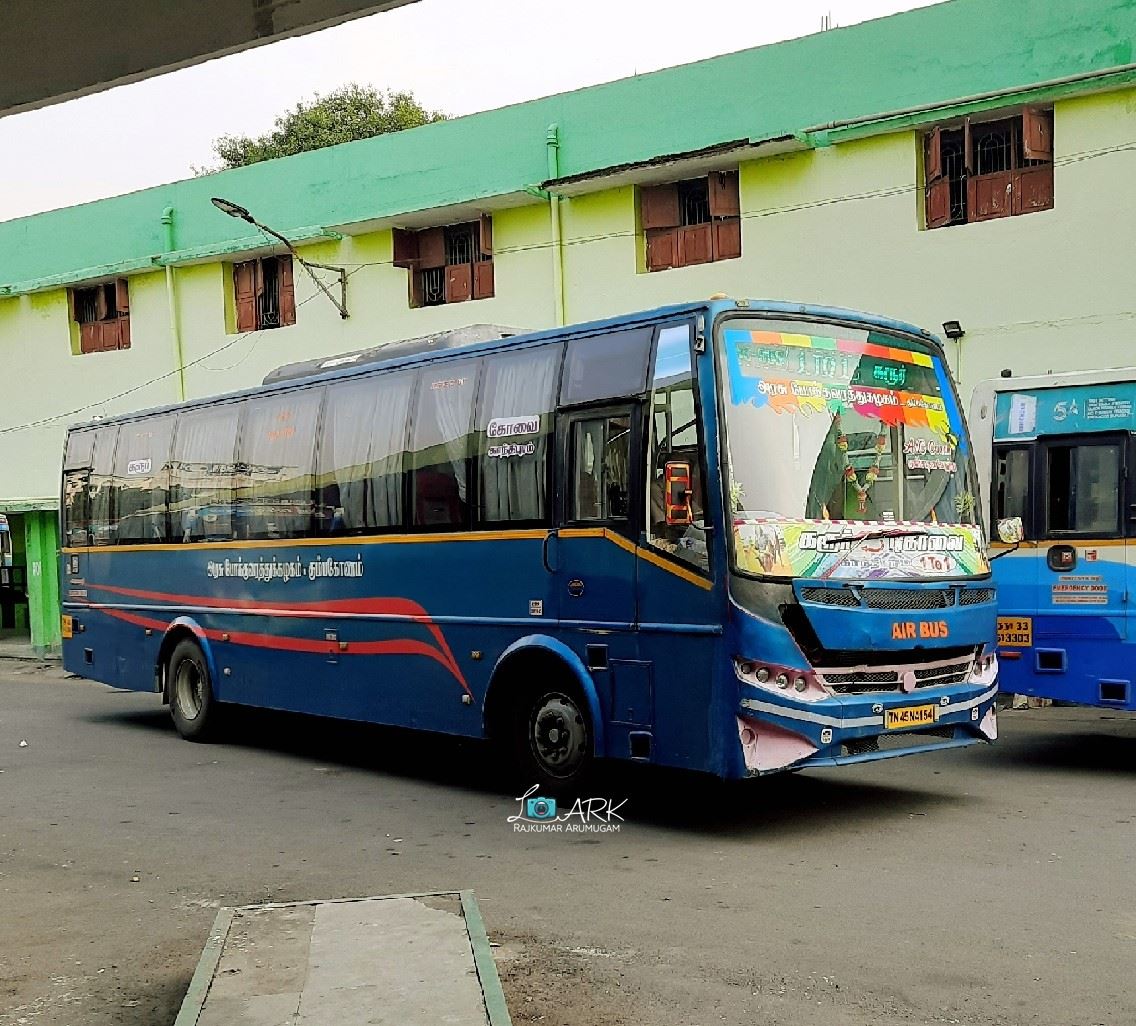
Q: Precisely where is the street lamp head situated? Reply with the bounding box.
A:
[941,319,965,341]
[211,197,254,221]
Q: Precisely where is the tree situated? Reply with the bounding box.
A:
[205,84,446,171]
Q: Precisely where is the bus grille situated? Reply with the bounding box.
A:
[799,587,860,607]
[818,654,976,695]
[842,725,957,757]
[862,588,953,610]
[798,586,990,611]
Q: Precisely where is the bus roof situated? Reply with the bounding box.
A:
[974,365,1136,401]
[66,299,942,431]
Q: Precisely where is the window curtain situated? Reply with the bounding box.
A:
[480,347,558,522]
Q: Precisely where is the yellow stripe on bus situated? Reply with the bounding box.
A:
[64,526,714,589]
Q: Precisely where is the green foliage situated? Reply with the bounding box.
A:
[206,84,446,171]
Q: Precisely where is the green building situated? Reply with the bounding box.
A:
[2,0,1134,654]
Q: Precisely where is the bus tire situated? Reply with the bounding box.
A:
[167,638,219,742]
[511,682,594,798]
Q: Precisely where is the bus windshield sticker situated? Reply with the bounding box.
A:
[733,519,988,579]
[723,330,954,436]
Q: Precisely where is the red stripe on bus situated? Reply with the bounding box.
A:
[100,608,470,693]
[88,583,466,689]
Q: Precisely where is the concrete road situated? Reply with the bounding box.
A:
[0,659,1133,1026]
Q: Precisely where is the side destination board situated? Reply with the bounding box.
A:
[994,382,1136,440]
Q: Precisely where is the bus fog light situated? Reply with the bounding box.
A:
[820,727,833,744]
[794,677,807,693]
[775,673,789,689]
[971,706,979,721]
[756,667,770,683]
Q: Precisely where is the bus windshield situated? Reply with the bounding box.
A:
[719,318,984,578]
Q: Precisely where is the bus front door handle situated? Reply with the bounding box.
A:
[542,530,559,574]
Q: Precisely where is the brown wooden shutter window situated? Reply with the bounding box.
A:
[279,255,297,327]
[234,260,259,332]
[70,280,131,355]
[643,173,740,271]
[925,108,1053,230]
[403,218,494,308]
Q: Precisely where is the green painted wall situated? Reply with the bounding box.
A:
[1,0,1134,294]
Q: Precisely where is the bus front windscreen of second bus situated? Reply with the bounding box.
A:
[718,318,986,580]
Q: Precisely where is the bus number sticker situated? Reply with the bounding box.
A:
[126,459,152,475]
[996,616,1032,647]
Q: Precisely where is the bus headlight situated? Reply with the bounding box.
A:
[734,659,829,702]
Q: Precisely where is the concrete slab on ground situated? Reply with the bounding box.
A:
[174,892,511,1026]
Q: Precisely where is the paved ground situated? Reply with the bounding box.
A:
[0,659,1133,1026]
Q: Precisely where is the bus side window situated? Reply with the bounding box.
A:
[1045,442,1121,536]
[317,370,413,535]
[88,425,120,547]
[993,446,1031,532]
[570,414,632,522]
[477,344,560,525]
[411,358,481,529]
[63,429,97,547]
[561,327,653,406]
[170,405,241,543]
[646,323,709,573]
[114,417,175,543]
[234,388,322,540]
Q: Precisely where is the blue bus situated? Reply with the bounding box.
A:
[972,369,1136,711]
[60,300,999,788]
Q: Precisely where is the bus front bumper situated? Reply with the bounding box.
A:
[735,675,999,775]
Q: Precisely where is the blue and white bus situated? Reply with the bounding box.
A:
[972,368,1136,711]
[61,299,999,788]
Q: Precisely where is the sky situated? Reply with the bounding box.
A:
[0,0,941,224]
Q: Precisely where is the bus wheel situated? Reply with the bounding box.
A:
[516,687,593,796]
[168,638,218,741]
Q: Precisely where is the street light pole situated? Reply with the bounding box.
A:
[210,197,349,319]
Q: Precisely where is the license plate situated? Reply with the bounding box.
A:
[61,614,73,640]
[885,704,937,729]
[997,616,1033,647]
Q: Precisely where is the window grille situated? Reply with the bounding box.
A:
[421,266,446,306]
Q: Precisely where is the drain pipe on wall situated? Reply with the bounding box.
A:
[161,207,187,402]
[545,124,566,326]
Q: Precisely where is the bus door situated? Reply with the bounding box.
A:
[554,405,643,745]
[1032,433,1129,694]
[991,442,1038,665]
[555,405,641,630]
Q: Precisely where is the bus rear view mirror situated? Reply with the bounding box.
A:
[996,517,1023,545]
[665,461,692,526]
